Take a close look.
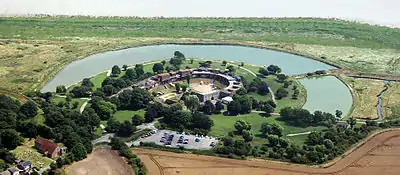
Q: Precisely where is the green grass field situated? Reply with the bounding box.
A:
[1,17,399,49]
[209,113,327,145]
[51,96,88,110]
[10,140,54,170]
[113,110,146,123]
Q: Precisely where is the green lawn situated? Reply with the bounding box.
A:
[209,113,327,145]
[113,109,146,123]
[51,96,88,110]
[91,72,108,89]
[10,140,54,170]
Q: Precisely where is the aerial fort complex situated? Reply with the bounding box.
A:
[138,67,243,103]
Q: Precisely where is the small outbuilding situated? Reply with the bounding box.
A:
[221,96,233,104]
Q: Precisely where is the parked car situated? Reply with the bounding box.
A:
[195,138,200,142]
[210,142,216,147]
[165,141,171,145]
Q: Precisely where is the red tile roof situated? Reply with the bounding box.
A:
[35,137,58,156]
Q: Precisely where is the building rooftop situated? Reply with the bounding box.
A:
[35,137,59,156]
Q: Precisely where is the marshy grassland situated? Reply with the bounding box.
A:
[0,17,399,93]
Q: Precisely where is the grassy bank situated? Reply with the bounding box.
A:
[2,17,399,49]
[209,113,327,146]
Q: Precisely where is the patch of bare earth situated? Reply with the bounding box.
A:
[66,147,134,175]
[133,129,400,175]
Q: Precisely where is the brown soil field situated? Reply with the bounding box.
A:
[66,147,134,175]
[133,129,400,175]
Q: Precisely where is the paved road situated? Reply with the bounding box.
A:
[80,99,90,113]
[92,133,115,145]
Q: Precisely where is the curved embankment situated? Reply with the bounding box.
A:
[377,80,391,119]
[133,129,400,175]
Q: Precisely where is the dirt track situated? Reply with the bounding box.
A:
[67,147,134,175]
[133,129,400,175]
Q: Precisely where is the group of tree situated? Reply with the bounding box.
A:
[227,94,253,115]
[111,88,151,111]
[106,118,136,137]
[258,65,282,76]
[247,78,270,95]
[202,100,224,115]
[280,107,337,127]
[170,51,186,66]
[110,138,146,174]
[70,78,93,98]
[0,95,40,153]
[233,120,253,142]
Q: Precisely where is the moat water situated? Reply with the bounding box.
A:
[42,44,352,115]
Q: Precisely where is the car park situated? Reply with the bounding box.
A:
[137,130,218,150]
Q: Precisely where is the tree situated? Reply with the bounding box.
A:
[261,103,274,114]
[0,94,20,112]
[0,109,17,129]
[181,84,188,92]
[102,85,117,96]
[152,63,164,74]
[70,143,87,161]
[234,120,251,135]
[335,110,343,119]
[347,117,357,129]
[259,68,269,76]
[185,75,191,84]
[122,65,128,71]
[71,86,92,98]
[0,129,22,149]
[275,87,289,99]
[56,85,67,94]
[91,99,117,120]
[215,101,224,113]
[174,51,185,59]
[191,112,214,130]
[111,65,121,76]
[175,83,181,93]
[240,62,244,67]
[236,88,247,95]
[267,65,281,74]
[203,100,215,115]
[82,78,94,87]
[20,101,38,118]
[135,64,144,76]
[161,60,166,65]
[222,60,227,66]
[124,69,137,80]
[267,135,279,146]
[117,120,136,137]
[170,57,183,66]
[190,58,194,64]
[306,132,324,146]
[242,130,253,142]
[132,114,145,126]
[277,74,287,83]
[184,95,200,112]
[227,65,236,73]
[227,100,241,115]
[260,123,283,137]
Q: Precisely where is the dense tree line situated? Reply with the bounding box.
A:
[280,107,337,127]
[70,78,93,98]
[227,94,253,115]
[110,138,146,175]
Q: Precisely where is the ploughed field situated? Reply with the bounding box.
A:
[66,147,134,175]
[133,129,400,175]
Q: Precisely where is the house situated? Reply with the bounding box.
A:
[1,167,20,175]
[35,137,61,158]
[17,161,32,172]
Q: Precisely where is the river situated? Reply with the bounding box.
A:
[41,44,352,115]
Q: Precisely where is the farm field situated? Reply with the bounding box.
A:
[134,129,400,175]
[66,147,134,175]
[382,81,400,118]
